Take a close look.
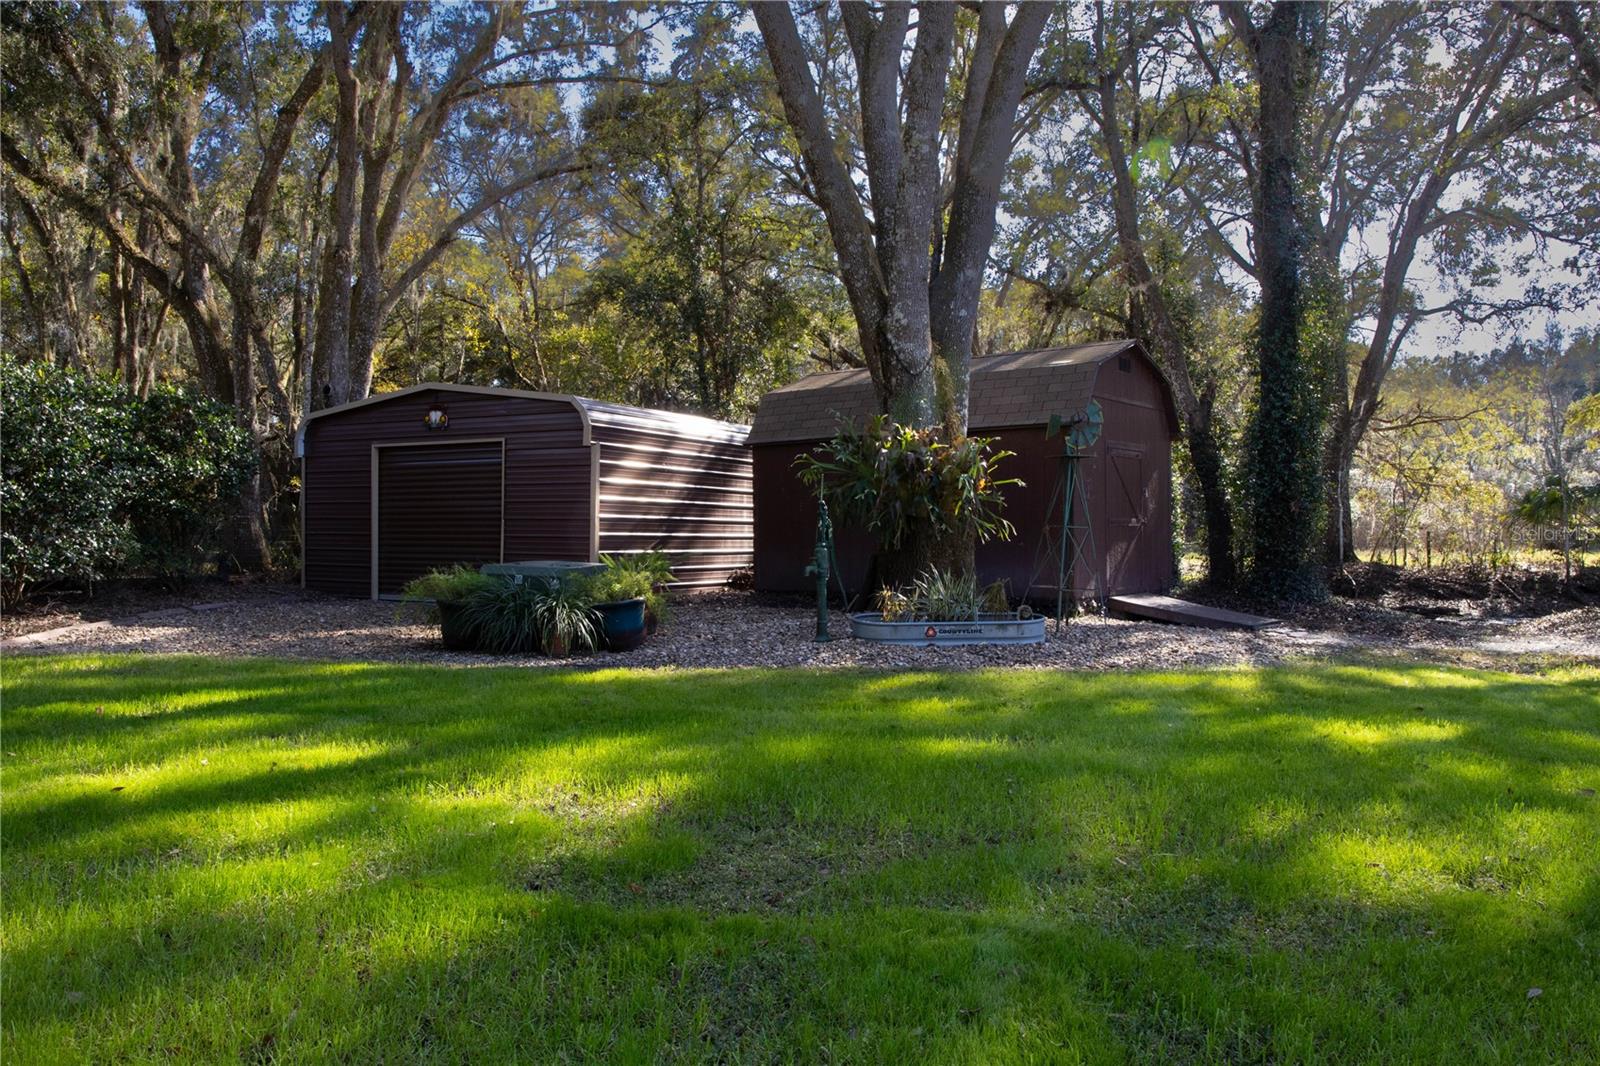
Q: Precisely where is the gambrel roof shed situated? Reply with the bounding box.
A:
[749,340,1173,445]
[748,340,1179,600]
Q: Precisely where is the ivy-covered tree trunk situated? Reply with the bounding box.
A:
[1230,1,1327,599]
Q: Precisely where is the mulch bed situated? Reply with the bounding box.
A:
[5,584,1595,672]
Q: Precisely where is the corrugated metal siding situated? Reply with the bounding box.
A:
[376,442,504,594]
[303,383,755,597]
[302,388,591,596]
[591,423,754,587]
[579,399,750,446]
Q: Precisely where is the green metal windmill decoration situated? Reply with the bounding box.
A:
[1030,399,1105,629]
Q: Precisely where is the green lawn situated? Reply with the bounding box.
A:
[3,657,1597,1064]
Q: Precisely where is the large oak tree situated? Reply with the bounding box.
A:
[754,1,1051,438]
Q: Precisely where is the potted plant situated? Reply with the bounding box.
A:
[852,567,1044,646]
[582,561,653,651]
[400,565,496,650]
[530,579,603,657]
[597,552,675,637]
[458,576,600,657]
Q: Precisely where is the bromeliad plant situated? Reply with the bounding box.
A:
[875,569,1015,622]
[795,416,1021,554]
[909,567,981,621]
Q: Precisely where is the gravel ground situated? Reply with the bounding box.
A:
[5,586,1596,671]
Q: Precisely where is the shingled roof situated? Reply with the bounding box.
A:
[748,339,1152,445]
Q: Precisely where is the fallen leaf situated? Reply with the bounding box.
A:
[627,882,643,895]
[111,785,125,792]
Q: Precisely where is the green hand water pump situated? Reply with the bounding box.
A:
[805,495,844,642]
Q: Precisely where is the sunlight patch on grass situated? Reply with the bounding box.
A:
[1312,718,1466,748]
[909,734,1020,758]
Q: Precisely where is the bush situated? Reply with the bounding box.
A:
[0,359,253,607]
[120,385,256,578]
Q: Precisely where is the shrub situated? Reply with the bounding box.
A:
[120,385,255,579]
[0,359,253,606]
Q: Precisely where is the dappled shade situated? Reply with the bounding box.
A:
[3,658,1598,1061]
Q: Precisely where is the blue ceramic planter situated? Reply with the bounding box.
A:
[594,597,647,651]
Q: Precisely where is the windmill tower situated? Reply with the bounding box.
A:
[1029,399,1104,627]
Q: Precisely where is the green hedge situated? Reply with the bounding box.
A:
[1,359,254,606]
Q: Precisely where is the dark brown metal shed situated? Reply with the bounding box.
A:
[298,383,751,597]
[747,340,1177,602]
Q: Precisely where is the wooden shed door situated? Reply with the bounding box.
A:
[375,441,503,595]
[1103,447,1149,595]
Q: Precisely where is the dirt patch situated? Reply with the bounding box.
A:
[1313,561,1595,620]
[1,577,287,639]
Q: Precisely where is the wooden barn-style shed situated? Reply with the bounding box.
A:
[747,340,1177,602]
[298,383,751,597]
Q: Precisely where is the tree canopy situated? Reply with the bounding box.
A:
[3,1,1595,596]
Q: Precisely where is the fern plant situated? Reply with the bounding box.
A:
[598,551,674,628]
[399,565,496,624]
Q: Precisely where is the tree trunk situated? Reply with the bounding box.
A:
[755,2,1049,582]
[928,1,1052,437]
[1189,417,1239,588]
[1092,60,1239,587]
[1235,1,1324,599]
[314,4,361,408]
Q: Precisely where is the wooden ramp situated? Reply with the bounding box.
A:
[1108,594,1279,632]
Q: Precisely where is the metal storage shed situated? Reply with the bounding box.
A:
[298,383,751,598]
[747,340,1178,601]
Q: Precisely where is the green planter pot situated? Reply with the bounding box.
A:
[594,598,646,651]
[437,600,480,651]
